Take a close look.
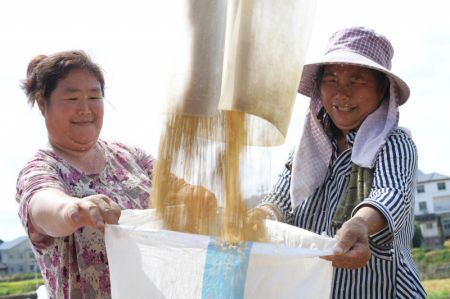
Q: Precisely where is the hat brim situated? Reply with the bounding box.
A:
[298,51,410,105]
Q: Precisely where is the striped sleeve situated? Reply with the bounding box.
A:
[262,150,295,224]
[353,130,417,247]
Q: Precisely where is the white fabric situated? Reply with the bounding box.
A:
[36,285,49,299]
[352,83,399,167]
[291,97,332,207]
[105,209,336,299]
[290,80,400,208]
[163,0,317,146]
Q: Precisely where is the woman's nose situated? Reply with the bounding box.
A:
[335,82,351,97]
[77,97,90,114]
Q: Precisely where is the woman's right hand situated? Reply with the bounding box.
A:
[29,190,122,239]
[246,205,279,242]
[64,194,121,231]
[247,205,281,223]
[321,216,371,269]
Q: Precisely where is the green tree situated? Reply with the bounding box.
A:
[412,221,423,248]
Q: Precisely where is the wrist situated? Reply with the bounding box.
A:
[349,216,369,232]
[258,204,283,222]
[353,206,387,235]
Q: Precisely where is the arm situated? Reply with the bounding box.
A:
[354,205,387,235]
[322,205,386,268]
[323,130,417,268]
[28,189,121,240]
[16,151,121,245]
[355,130,417,247]
[247,150,295,225]
[153,173,217,235]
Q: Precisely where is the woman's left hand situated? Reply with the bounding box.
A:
[173,184,218,234]
[321,217,371,269]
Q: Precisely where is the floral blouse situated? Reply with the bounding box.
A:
[16,140,154,299]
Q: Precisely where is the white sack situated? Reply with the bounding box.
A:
[105,209,336,299]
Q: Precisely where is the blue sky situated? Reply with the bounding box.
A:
[1,0,449,241]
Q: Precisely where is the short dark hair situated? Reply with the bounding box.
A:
[21,50,105,106]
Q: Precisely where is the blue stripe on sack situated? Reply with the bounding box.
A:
[201,238,252,299]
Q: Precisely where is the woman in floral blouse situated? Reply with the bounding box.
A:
[16,50,214,299]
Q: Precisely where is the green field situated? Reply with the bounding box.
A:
[0,277,449,298]
[423,278,450,299]
[0,279,43,297]
[418,239,450,298]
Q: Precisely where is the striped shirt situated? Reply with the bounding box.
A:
[263,128,426,298]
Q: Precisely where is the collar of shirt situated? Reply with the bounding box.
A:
[331,130,357,160]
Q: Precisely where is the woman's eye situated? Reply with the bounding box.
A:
[88,95,103,100]
[323,77,337,84]
[351,77,366,84]
[65,98,78,101]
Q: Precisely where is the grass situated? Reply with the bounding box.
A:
[2,278,447,298]
[416,239,450,298]
[423,278,450,299]
[444,239,450,249]
[0,272,42,283]
[413,246,450,280]
[0,279,43,297]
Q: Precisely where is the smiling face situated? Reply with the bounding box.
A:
[38,68,104,152]
[320,64,387,136]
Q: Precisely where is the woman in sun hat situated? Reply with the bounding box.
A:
[251,27,426,298]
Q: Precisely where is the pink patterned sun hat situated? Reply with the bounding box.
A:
[298,26,410,105]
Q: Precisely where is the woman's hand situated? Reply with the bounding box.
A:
[246,207,271,242]
[64,194,121,231]
[247,206,276,222]
[173,184,217,234]
[245,205,283,242]
[29,190,122,239]
[321,217,371,269]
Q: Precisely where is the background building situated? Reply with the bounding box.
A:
[0,236,37,276]
[414,171,450,249]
